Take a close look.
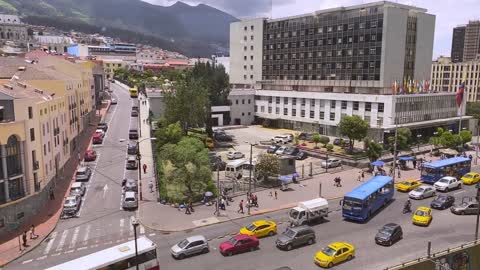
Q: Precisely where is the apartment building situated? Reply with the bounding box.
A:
[227,1,468,140]
[102,59,127,81]
[431,56,480,102]
[451,21,480,63]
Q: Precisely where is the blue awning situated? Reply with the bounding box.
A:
[278,172,299,182]
[371,160,385,166]
[398,156,415,161]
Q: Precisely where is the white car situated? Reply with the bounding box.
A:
[434,176,462,192]
[111,98,117,105]
[95,129,106,136]
[272,135,289,144]
[321,159,342,168]
[227,151,245,160]
[409,185,436,200]
[282,134,294,142]
[275,146,288,155]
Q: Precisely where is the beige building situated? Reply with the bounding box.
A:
[431,56,480,102]
[0,14,28,46]
[102,59,127,81]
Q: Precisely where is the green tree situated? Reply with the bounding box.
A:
[255,153,280,181]
[153,122,183,149]
[326,144,334,152]
[312,133,321,148]
[364,140,384,162]
[387,127,412,152]
[460,130,472,144]
[467,102,480,120]
[319,136,330,148]
[338,115,369,152]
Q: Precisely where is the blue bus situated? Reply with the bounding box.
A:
[421,157,471,184]
[342,176,394,222]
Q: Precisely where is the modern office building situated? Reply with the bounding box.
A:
[451,26,466,63]
[228,1,468,140]
[431,56,480,102]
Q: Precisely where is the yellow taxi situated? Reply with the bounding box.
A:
[395,179,422,192]
[412,207,433,226]
[461,172,480,185]
[239,220,277,238]
[314,242,355,268]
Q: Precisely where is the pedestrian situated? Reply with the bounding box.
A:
[397,169,401,179]
[469,154,473,160]
[238,199,244,214]
[30,224,37,239]
[143,164,147,174]
[269,191,273,197]
[188,198,194,213]
[49,187,55,200]
[361,171,365,181]
[184,201,191,215]
[221,197,226,210]
[413,159,417,169]
[357,171,361,181]
[292,174,297,183]
[22,231,27,247]
[274,190,278,200]
[254,194,258,207]
[148,180,153,193]
[337,177,342,187]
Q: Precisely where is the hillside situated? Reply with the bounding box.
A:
[0,0,238,57]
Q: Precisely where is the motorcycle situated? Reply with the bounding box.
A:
[402,203,412,214]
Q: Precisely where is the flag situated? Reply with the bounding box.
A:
[424,80,430,92]
[456,82,465,107]
[392,81,396,95]
[402,78,407,94]
[418,81,423,93]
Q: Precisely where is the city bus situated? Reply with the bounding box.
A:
[341,176,394,222]
[421,156,471,184]
[46,236,159,270]
[130,87,138,98]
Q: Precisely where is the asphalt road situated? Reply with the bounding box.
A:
[6,83,154,269]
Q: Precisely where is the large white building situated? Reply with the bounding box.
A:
[228,1,468,141]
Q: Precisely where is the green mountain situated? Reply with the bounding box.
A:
[0,0,238,57]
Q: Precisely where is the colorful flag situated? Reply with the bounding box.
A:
[424,80,430,92]
[392,81,396,95]
[456,82,465,107]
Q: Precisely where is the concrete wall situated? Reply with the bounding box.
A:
[228,92,255,125]
[414,13,436,81]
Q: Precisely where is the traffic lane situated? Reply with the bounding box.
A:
[155,185,479,270]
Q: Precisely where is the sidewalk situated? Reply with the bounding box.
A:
[0,102,110,267]
[138,94,156,203]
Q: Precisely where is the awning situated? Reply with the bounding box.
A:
[398,156,415,161]
[278,172,299,182]
[371,160,385,166]
[440,149,458,156]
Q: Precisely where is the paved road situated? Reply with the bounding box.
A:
[5,83,155,269]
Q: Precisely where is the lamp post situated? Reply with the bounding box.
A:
[416,134,422,153]
[131,218,139,270]
[245,142,257,215]
[136,137,157,201]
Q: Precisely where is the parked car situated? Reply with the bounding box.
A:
[126,156,138,170]
[298,132,314,142]
[396,179,422,192]
[430,194,455,210]
[122,191,138,210]
[461,172,480,185]
[131,110,139,117]
[75,166,92,182]
[227,151,245,160]
[111,98,117,105]
[132,105,139,112]
[283,134,294,142]
[314,242,355,268]
[171,235,209,259]
[127,143,138,155]
[219,234,259,256]
[129,129,139,140]
[412,207,433,226]
[451,198,479,215]
[84,149,97,162]
[92,133,104,144]
[333,138,342,146]
[321,159,342,168]
[275,226,315,251]
[272,135,289,144]
[296,151,308,160]
[95,129,106,137]
[284,146,300,156]
[69,182,86,197]
[123,178,138,192]
[62,195,82,218]
[375,223,403,246]
[239,220,277,238]
[214,133,233,142]
[434,176,462,192]
[97,122,108,132]
[409,185,436,200]
[267,145,281,154]
[275,146,288,155]
[211,159,226,171]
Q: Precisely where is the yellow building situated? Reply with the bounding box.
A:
[102,59,127,81]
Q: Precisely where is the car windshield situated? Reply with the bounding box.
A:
[125,197,135,202]
[379,227,394,235]
[284,228,296,238]
[71,187,80,192]
[228,238,237,245]
[76,171,85,176]
[414,187,425,192]
[400,181,410,185]
[322,246,336,256]
[65,198,75,204]
[246,224,257,231]
[464,174,473,179]
[415,210,428,216]
[438,179,450,183]
[177,239,189,248]
[436,196,447,202]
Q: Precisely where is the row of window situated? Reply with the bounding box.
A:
[264,34,381,49]
[264,47,381,60]
[264,61,380,71]
[262,74,381,81]
[234,99,252,105]
[265,97,384,112]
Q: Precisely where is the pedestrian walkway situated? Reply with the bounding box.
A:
[0,101,111,267]
[137,94,156,203]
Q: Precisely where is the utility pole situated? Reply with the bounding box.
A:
[132,218,139,270]
[248,143,253,215]
[217,168,220,217]
[393,121,398,182]
[476,126,479,165]
[137,140,142,201]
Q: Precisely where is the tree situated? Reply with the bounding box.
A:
[312,134,321,148]
[467,102,480,120]
[326,144,334,152]
[319,136,330,148]
[338,115,369,152]
[387,127,412,152]
[153,122,183,149]
[460,130,472,144]
[255,153,280,181]
[438,130,463,149]
[364,140,384,162]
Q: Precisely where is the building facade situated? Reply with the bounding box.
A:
[0,14,28,46]
[451,26,466,63]
[463,21,480,62]
[431,56,480,102]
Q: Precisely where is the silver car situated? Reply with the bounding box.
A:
[409,185,436,200]
[75,166,92,182]
[171,235,209,259]
[69,182,86,197]
[321,159,342,168]
[451,199,479,215]
[122,191,138,210]
[62,195,81,217]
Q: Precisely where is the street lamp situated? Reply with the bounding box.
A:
[416,134,422,153]
[137,137,157,201]
[131,217,140,270]
[245,141,257,215]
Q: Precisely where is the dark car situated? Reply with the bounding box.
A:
[296,151,307,160]
[97,122,108,132]
[123,178,138,192]
[375,223,403,246]
[211,159,226,171]
[284,147,300,156]
[127,143,138,155]
[276,226,315,251]
[215,133,233,142]
[268,145,281,154]
[431,194,455,210]
[333,138,342,145]
[129,129,139,140]
[219,234,259,256]
[131,110,139,117]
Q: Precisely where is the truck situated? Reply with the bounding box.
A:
[289,198,329,226]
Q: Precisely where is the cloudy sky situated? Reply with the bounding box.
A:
[142,0,480,59]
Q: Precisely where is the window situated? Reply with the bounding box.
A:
[359,22,366,29]
[378,103,384,113]
[284,97,288,104]
[348,37,353,43]
[369,62,375,68]
[244,26,247,31]
[236,100,239,105]
[353,101,359,111]
[377,117,383,127]
[28,107,33,119]
[337,25,343,31]
[341,101,347,109]
[292,98,297,105]
[370,48,376,55]
[320,111,325,120]
[371,34,376,41]
[359,35,364,42]
[30,128,35,141]
[248,99,251,104]
[301,98,306,105]
[250,35,254,40]
[242,99,245,104]
[330,101,336,109]
[292,109,297,116]
[261,106,265,112]
[244,36,247,41]
[365,102,371,111]
[268,107,272,113]
[327,26,333,32]
[317,51,323,57]
[310,110,314,118]
[330,112,335,121]
[250,45,254,50]
[371,20,377,28]
[337,50,342,56]
[250,55,254,60]
[276,107,280,114]
[318,27,323,33]
[284,108,288,115]
[358,49,364,56]
[251,25,254,30]
[276,97,280,104]
[338,38,342,44]
[254,105,258,112]
[348,23,354,30]
[244,46,247,51]
[347,49,353,56]
[301,110,305,117]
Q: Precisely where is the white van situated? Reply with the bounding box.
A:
[289,198,329,226]
[225,159,247,179]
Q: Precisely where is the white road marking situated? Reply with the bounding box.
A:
[36,256,47,261]
[90,244,99,248]
[455,190,466,195]
[65,250,74,254]
[104,241,113,245]
[55,230,69,252]
[51,253,61,257]
[148,233,156,236]
[77,246,88,251]
[83,224,91,244]
[69,227,80,249]
[43,232,57,255]
[22,259,33,264]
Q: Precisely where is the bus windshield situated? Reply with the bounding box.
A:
[421,167,436,177]
[343,198,363,211]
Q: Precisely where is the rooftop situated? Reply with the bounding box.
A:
[0,78,52,100]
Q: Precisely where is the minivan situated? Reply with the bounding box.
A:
[126,156,138,170]
[122,191,138,210]
[127,143,138,155]
[75,166,92,182]
[129,129,139,140]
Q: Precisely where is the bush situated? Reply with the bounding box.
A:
[319,136,330,147]
[326,144,334,152]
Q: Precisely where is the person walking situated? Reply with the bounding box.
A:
[274,190,278,200]
[22,231,27,247]
[148,180,153,193]
[254,194,258,207]
[142,164,147,174]
[220,197,226,210]
[361,170,365,181]
[413,159,417,169]
[238,200,244,214]
[337,177,342,187]
[30,225,37,239]
[357,171,362,182]
[184,201,191,215]
[49,187,55,200]
[397,169,401,179]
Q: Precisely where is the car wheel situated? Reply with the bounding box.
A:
[420,195,424,200]
[347,255,353,261]
[445,187,449,192]
[178,253,185,260]
[307,238,314,245]
[202,248,209,254]
[286,244,293,251]
[250,246,256,252]
[268,231,275,236]
[328,262,334,268]
[227,251,233,256]
[388,240,392,246]
[461,211,465,215]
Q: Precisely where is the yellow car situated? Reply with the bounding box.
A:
[314,242,355,268]
[396,179,422,192]
[412,207,433,226]
[239,220,277,238]
[461,172,480,185]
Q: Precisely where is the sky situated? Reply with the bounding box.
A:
[141,0,480,59]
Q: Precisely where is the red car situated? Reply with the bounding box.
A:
[219,234,259,256]
[92,132,104,144]
[84,150,97,162]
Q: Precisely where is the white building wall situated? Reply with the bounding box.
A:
[414,12,436,81]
